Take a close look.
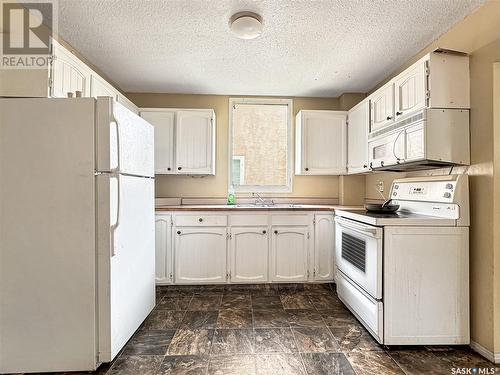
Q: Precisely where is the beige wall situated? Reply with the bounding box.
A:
[128,93,364,199]
[364,1,500,353]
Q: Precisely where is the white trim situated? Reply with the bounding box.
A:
[470,341,500,363]
[232,155,246,185]
[228,97,293,194]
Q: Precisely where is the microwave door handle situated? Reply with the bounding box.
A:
[335,218,378,237]
[392,129,405,163]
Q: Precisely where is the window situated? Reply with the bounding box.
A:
[229,98,293,193]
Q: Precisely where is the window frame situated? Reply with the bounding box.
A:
[228,97,293,194]
[231,155,246,186]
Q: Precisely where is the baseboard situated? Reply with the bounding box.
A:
[470,341,500,364]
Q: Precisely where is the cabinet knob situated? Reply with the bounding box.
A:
[386,116,392,120]
[274,230,278,234]
[198,218,203,222]
[177,231,181,235]
[363,164,367,168]
[262,230,267,234]
[305,168,309,171]
[380,161,385,166]
[167,167,171,171]
[369,162,373,170]
[396,111,403,116]
[178,167,182,170]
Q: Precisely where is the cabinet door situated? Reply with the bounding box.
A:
[90,74,118,100]
[155,215,172,284]
[141,111,175,174]
[51,42,91,98]
[405,123,425,162]
[297,111,347,175]
[230,227,269,283]
[175,110,215,175]
[394,62,427,119]
[368,130,405,168]
[271,226,309,282]
[347,101,370,174]
[314,215,335,281]
[174,227,227,284]
[370,83,394,132]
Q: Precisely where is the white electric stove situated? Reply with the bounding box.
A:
[334,174,470,345]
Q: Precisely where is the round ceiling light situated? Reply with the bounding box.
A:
[230,12,263,40]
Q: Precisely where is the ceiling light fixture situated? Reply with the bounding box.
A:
[230,12,263,40]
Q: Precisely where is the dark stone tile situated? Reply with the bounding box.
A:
[287,309,326,328]
[122,329,175,356]
[217,308,253,328]
[347,351,404,375]
[329,323,383,353]
[158,355,208,375]
[254,328,298,353]
[280,294,314,309]
[224,284,258,295]
[301,352,355,375]
[308,294,345,310]
[388,350,451,374]
[435,347,495,368]
[320,309,361,328]
[254,354,306,375]
[292,327,339,353]
[188,295,222,311]
[141,310,185,330]
[194,285,226,295]
[303,283,334,295]
[253,308,289,328]
[277,284,305,293]
[251,295,283,309]
[180,311,219,329]
[208,355,256,375]
[167,329,214,356]
[107,355,163,375]
[156,296,192,310]
[221,294,252,309]
[162,289,197,297]
[248,285,279,296]
[211,329,254,355]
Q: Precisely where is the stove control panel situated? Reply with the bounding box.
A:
[390,179,459,203]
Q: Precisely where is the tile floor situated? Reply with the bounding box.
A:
[17,283,497,374]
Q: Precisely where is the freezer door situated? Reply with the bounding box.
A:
[96,174,155,362]
[96,97,154,177]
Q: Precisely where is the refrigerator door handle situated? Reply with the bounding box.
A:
[110,117,121,174]
[110,173,121,257]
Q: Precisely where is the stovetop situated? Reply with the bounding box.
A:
[335,209,458,226]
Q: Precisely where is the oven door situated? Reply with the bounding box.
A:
[335,216,383,299]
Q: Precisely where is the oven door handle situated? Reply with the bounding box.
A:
[335,217,380,237]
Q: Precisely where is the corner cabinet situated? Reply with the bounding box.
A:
[347,100,370,174]
[295,110,347,175]
[140,109,216,176]
[156,211,335,285]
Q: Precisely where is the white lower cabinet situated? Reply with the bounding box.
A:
[155,214,172,284]
[230,227,269,283]
[314,214,335,281]
[174,227,227,284]
[155,211,335,285]
[271,226,309,282]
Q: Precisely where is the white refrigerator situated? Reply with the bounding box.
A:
[0,97,155,373]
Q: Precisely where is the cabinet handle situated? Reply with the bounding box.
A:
[305,168,309,171]
[396,111,403,116]
[178,167,182,170]
[177,230,181,235]
[167,167,171,171]
[274,230,278,234]
[380,161,385,166]
[369,162,373,170]
[198,218,203,222]
[262,230,267,234]
[386,116,392,120]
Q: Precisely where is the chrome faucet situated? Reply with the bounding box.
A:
[252,192,274,206]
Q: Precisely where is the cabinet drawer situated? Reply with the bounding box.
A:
[271,214,310,226]
[175,214,227,227]
[230,214,268,227]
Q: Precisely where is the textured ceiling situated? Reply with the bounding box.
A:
[57,0,485,97]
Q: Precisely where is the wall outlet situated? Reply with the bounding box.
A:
[377,181,384,192]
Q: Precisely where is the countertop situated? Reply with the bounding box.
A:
[155,204,365,212]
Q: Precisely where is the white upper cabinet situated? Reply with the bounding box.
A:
[314,214,335,281]
[347,100,370,174]
[140,109,216,175]
[51,41,91,98]
[90,74,118,100]
[394,61,427,120]
[230,227,269,283]
[369,83,394,133]
[295,110,347,175]
[141,111,176,174]
[175,110,215,175]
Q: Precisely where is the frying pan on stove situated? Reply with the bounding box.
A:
[365,203,400,213]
